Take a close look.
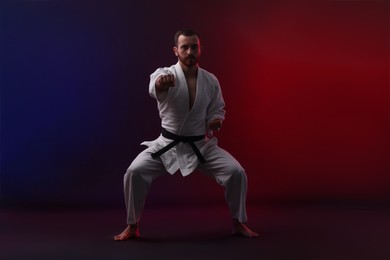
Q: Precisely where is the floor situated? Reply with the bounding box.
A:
[1,203,389,260]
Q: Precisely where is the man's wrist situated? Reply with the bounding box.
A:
[156,83,168,92]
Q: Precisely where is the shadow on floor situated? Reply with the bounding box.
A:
[1,204,389,260]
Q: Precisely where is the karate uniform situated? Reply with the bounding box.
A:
[123,62,248,224]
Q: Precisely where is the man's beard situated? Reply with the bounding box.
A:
[180,55,198,67]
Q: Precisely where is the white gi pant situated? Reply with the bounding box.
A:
[123,144,248,224]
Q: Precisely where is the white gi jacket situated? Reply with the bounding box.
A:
[141,62,226,176]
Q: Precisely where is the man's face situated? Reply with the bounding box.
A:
[173,35,201,68]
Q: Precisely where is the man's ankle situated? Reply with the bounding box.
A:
[233,219,241,227]
[130,223,138,229]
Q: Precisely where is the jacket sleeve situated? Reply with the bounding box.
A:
[206,75,226,125]
[149,67,173,102]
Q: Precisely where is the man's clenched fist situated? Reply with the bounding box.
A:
[156,74,175,91]
[208,118,222,131]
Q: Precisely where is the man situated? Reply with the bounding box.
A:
[114,29,258,240]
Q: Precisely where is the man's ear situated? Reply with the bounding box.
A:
[173,46,178,56]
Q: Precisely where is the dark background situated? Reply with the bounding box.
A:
[1,0,389,209]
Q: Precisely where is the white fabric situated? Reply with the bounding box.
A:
[124,144,248,224]
[123,62,248,225]
[141,62,226,176]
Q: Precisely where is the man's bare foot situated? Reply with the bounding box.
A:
[232,219,259,238]
[114,224,140,241]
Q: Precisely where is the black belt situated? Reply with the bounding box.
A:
[151,128,206,163]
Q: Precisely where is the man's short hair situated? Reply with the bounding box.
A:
[174,29,200,46]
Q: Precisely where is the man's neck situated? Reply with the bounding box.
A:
[179,61,198,78]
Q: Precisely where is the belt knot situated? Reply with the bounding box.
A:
[151,128,206,164]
